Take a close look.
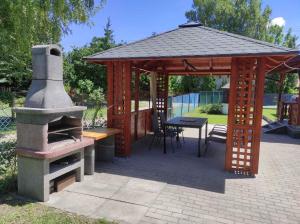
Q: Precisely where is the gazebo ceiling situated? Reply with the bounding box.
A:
[85,22,299,74]
[268,54,300,74]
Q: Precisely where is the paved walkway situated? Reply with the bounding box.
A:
[46,127,300,224]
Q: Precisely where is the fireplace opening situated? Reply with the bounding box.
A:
[48,116,82,144]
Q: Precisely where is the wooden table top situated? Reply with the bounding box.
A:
[165,117,208,128]
[82,127,121,140]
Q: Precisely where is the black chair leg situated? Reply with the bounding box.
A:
[170,137,175,153]
[176,137,182,148]
[148,135,156,150]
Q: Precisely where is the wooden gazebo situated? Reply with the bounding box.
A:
[268,55,300,126]
[85,22,299,175]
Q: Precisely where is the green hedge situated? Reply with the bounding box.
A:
[200,104,223,114]
[0,139,17,193]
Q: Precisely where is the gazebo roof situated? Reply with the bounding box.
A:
[86,23,298,61]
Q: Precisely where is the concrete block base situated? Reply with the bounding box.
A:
[17,149,85,202]
[84,145,95,175]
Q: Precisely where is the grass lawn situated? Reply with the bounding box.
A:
[184,107,277,124]
[262,108,277,121]
[184,109,228,124]
[0,194,114,224]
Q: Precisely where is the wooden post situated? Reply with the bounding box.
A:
[150,72,157,113]
[297,70,300,125]
[277,72,286,118]
[163,73,169,117]
[225,57,266,175]
[134,69,140,140]
[106,61,132,156]
[252,58,266,174]
[106,62,114,127]
[225,58,237,171]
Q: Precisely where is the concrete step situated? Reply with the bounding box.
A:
[264,122,287,134]
[207,134,226,143]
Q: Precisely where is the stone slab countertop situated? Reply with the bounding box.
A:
[13,106,86,114]
[16,137,94,160]
[83,128,121,140]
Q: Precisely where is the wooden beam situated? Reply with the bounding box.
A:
[85,53,297,63]
[162,70,231,75]
[252,57,266,174]
[225,58,237,172]
[265,76,280,82]
[134,69,140,140]
[277,72,286,117]
[106,62,113,127]
[182,59,198,71]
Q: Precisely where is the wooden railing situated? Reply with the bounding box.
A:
[279,101,300,125]
[131,108,153,141]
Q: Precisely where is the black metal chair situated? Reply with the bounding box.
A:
[158,112,185,143]
[148,112,177,151]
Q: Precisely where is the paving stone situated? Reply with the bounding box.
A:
[89,172,130,187]
[66,181,120,198]
[111,188,159,206]
[125,178,167,193]
[46,191,106,217]
[46,130,300,224]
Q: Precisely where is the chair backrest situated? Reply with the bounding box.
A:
[158,112,166,128]
[152,113,161,134]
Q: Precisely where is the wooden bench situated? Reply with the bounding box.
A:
[83,128,121,168]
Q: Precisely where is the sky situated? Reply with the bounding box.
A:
[61,0,300,52]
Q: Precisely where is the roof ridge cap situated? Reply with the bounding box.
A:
[199,26,295,52]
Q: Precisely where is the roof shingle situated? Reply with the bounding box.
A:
[86,24,299,61]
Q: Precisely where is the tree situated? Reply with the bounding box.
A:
[64,19,117,94]
[185,0,299,94]
[0,0,103,90]
[63,19,117,123]
[200,76,216,91]
[186,0,272,40]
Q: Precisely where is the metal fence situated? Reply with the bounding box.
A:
[167,92,297,118]
[263,93,296,106]
[168,91,223,118]
[0,90,297,131]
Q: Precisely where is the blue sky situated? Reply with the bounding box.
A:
[61,0,300,52]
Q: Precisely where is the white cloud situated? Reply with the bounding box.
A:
[270,17,286,27]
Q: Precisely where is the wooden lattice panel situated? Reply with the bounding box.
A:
[155,72,168,115]
[225,58,265,175]
[107,61,132,156]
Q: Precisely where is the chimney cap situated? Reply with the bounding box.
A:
[32,44,62,56]
[178,22,202,28]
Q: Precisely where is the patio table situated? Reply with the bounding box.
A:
[163,117,208,157]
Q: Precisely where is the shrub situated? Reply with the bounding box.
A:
[0,138,17,193]
[200,104,223,114]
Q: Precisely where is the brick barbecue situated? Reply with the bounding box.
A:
[14,45,86,151]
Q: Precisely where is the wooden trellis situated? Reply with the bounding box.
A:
[107,61,132,156]
[155,72,169,115]
[225,57,265,175]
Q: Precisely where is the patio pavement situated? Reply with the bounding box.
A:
[46,126,300,224]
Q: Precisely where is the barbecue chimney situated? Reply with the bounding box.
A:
[25,45,73,108]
